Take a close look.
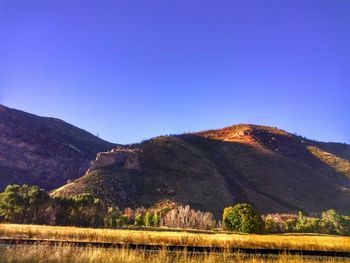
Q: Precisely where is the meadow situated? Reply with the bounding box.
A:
[1,223,350,252]
[1,245,350,263]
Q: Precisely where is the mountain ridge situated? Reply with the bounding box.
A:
[2,105,350,217]
[52,123,350,217]
[0,104,115,190]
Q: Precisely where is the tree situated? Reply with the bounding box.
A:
[104,207,121,227]
[143,211,153,227]
[117,215,128,226]
[69,193,106,227]
[222,203,264,233]
[320,209,346,235]
[264,217,282,233]
[0,184,49,223]
[284,218,297,232]
[152,212,160,227]
[160,205,216,230]
[0,185,24,222]
[295,211,320,233]
[134,214,144,226]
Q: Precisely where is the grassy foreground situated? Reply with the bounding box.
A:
[0,245,349,263]
[1,224,350,252]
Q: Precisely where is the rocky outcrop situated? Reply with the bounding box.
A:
[87,146,141,173]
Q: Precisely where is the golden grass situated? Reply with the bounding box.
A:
[1,224,350,252]
[307,146,350,179]
[0,245,349,263]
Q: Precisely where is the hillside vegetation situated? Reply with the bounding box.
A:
[0,105,114,190]
[53,124,350,216]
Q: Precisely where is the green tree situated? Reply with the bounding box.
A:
[320,209,346,235]
[70,193,106,227]
[0,184,49,223]
[284,218,297,232]
[222,203,264,233]
[143,211,153,227]
[117,215,128,226]
[295,211,320,233]
[264,218,281,233]
[152,212,160,227]
[134,214,144,226]
[344,216,350,235]
[52,196,75,226]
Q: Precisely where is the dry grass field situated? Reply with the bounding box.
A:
[1,224,350,252]
[1,245,350,263]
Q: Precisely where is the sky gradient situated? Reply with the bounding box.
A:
[1,0,349,144]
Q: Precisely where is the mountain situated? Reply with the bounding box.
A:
[0,105,115,191]
[52,124,350,217]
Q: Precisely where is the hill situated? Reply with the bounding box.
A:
[0,105,115,190]
[52,124,350,216]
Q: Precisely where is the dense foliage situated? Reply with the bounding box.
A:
[0,185,216,230]
[0,185,349,235]
[222,203,264,233]
[263,210,350,235]
[0,185,106,227]
[0,184,49,224]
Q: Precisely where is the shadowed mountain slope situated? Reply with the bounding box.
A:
[0,105,115,190]
[52,124,350,217]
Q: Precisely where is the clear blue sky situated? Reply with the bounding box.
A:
[1,0,349,144]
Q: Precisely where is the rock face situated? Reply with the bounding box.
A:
[87,146,141,173]
[53,124,350,217]
[52,146,142,208]
[0,105,115,191]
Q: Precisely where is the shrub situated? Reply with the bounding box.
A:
[222,203,264,233]
[160,205,215,230]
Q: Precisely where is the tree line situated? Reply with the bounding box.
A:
[0,184,349,235]
[0,185,217,229]
[222,203,350,235]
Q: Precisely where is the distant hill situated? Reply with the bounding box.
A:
[52,124,350,217]
[0,105,115,190]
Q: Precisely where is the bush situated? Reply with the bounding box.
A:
[160,205,216,230]
[222,203,264,233]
